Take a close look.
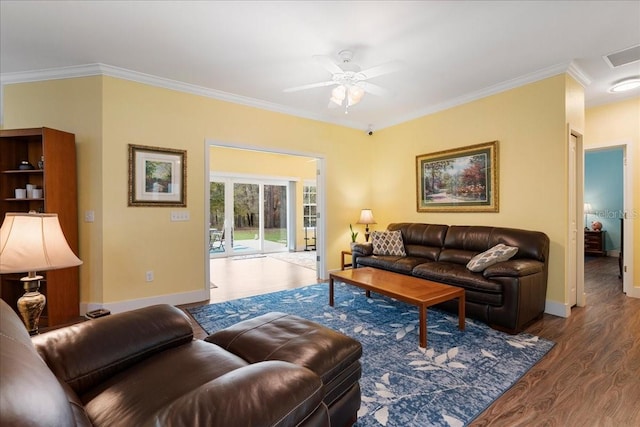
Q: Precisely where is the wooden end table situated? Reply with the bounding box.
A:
[341,250,352,270]
[329,267,465,348]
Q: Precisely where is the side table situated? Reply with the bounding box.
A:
[341,250,353,270]
[585,230,606,256]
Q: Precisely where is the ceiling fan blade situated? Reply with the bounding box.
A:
[312,55,345,75]
[358,81,389,97]
[283,80,337,93]
[359,60,404,80]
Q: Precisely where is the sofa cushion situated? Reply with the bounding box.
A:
[82,341,251,425]
[466,243,518,272]
[372,230,406,256]
[388,223,447,260]
[412,262,503,295]
[207,312,363,416]
[33,304,194,395]
[357,254,432,274]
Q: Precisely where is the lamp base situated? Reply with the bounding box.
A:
[17,276,45,335]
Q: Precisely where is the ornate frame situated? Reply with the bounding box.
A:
[416,141,498,212]
[128,144,186,207]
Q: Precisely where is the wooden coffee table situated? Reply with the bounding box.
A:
[329,267,465,348]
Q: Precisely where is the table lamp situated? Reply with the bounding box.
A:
[0,212,82,335]
[584,202,592,230]
[357,209,377,242]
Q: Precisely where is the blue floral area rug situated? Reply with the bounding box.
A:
[188,283,554,427]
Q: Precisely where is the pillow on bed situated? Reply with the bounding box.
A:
[372,230,406,256]
[466,243,518,272]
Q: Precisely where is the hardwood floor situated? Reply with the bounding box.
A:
[208,255,318,303]
[472,256,640,426]
[181,256,640,425]
[182,254,319,339]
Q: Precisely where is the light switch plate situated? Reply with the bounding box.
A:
[170,211,190,221]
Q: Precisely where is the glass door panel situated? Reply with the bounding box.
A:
[209,182,227,255]
[233,183,260,253]
[264,184,287,252]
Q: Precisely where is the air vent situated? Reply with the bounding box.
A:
[604,45,640,68]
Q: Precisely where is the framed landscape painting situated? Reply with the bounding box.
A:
[128,144,187,207]
[416,141,498,212]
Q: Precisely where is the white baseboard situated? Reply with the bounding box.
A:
[80,289,210,315]
[544,299,571,318]
[625,285,640,298]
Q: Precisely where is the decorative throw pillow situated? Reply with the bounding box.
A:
[466,243,518,272]
[372,230,406,256]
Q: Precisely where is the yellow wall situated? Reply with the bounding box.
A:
[373,75,571,304]
[585,97,640,289]
[4,76,372,306]
[3,72,598,312]
[2,77,106,306]
[209,146,317,250]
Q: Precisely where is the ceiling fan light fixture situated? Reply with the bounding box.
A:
[347,85,365,106]
[330,85,346,105]
[610,77,640,93]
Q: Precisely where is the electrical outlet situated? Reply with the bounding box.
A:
[170,211,190,221]
[145,271,154,282]
[84,210,95,222]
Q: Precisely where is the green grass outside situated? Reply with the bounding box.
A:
[234,228,286,242]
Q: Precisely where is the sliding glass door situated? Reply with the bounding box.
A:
[210,179,289,257]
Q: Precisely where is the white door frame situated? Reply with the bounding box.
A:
[584,139,636,297]
[203,140,328,292]
[568,127,584,307]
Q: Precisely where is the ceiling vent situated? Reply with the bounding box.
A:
[603,44,640,68]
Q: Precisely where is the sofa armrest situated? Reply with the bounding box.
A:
[483,259,544,278]
[351,242,373,256]
[351,242,373,268]
[32,304,194,395]
[154,361,329,427]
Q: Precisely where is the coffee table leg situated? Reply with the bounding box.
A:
[419,304,427,348]
[329,277,335,307]
[458,292,465,330]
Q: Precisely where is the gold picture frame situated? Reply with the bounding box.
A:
[128,144,187,207]
[416,141,498,212]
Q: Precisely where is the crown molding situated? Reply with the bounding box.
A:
[0,61,593,131]
[375,61,592,130]
[566,61,592,87]
[0,63,363,130]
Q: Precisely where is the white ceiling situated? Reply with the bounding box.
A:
[1,1,639,130]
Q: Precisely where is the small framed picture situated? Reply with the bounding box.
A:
[128,144,186,207]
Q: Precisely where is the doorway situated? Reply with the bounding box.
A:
[204,141,327,297]
[584,142,633,297]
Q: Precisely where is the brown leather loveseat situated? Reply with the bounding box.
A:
[351,223,550,333]
[0,300,362,427]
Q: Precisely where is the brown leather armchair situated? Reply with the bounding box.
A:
[0,299,361,426]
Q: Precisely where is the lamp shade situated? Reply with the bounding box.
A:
[0,213,82,274]
[357,209,376,225]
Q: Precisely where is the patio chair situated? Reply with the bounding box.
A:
[210,228,225,252]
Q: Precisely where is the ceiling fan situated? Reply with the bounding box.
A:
[284,50,402,112]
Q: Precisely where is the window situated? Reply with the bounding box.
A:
[303,185,317,228]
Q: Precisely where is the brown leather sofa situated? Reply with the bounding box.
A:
[0,300,362,427]
[351,223,550,333]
